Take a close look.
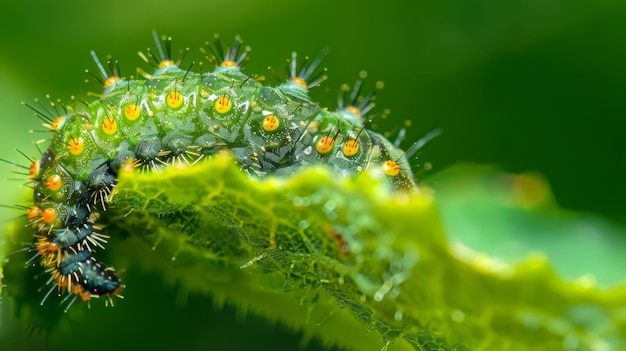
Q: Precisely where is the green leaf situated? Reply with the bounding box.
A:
[2,157,625,350]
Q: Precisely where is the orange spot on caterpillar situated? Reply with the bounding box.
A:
[221,60,237,67]
[342,139,359,157]
[70,285,92,302]
[214,96,232,114]
[166,91,184,109]
[102,117,118,135]
[291,77,307,88]
[382,160,401,176]
[27,206,41,221]
[68,137,84,155]
[37,239,58,252]
[346,105,361,116]
[41,208,56,223]
[122,157,141,173]
[262,114,280,132]
[51,116,65,130]
[29,161,40,179]
[35,235,59,263]
[158,59,175,68]
[103,76,119,88]
[124,104,141,121]
[316,136,335,154]
[46,174,62,191]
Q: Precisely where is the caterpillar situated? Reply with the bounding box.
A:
[20,32,423,309]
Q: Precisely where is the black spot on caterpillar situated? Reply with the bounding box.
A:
[19,32,428,309]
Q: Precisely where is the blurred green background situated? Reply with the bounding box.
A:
[1,0,624,219]
[0,0,624,350]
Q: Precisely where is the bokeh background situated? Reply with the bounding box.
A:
[0,0,624,350]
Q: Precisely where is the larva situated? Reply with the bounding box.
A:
[21,32,420,308]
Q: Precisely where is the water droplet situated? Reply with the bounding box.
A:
[293,196,311,206]
[322,200,336,213]
[394,310,403,321]
[451,309,465,322]
[323,200,337,220]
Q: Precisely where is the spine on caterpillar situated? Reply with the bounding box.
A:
[26,33,417,308]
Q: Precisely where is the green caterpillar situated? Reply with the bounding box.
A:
[24,33,420,308]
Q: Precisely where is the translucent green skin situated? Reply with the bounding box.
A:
[53,64,415,185]
[32,62,416,301]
